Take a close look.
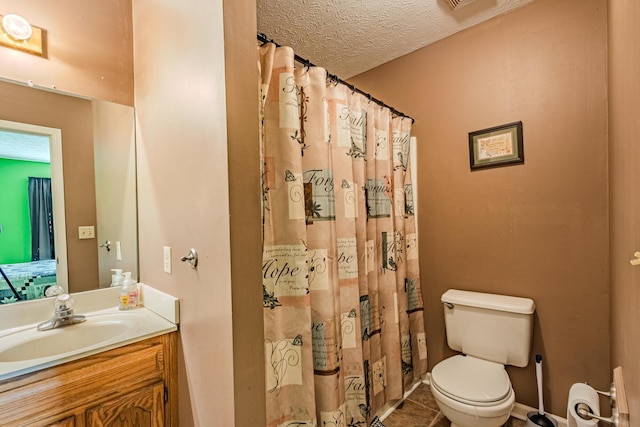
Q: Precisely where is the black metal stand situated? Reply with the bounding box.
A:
[0,266,22,300]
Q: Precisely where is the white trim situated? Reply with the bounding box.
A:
[409,135,418,224]
[0,119,68,292]
[49,128,68,290]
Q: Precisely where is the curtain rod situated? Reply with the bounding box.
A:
[257,33,414,124]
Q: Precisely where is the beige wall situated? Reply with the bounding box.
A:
[0,80,99,293]
[222,0,266,425]
[609,0,640,419]
[350,0,609,416]
[0,0,133,105]
[132,0,236,425]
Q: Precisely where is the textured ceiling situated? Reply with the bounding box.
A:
[257,0,536,78]
[0,129,50,163]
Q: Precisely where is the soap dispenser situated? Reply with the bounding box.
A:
[110,269,124,287]
[118,272,139,310]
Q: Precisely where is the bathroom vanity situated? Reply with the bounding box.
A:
[0,332,177,426]
[0,285,179,426]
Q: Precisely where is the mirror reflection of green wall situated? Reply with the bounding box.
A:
[0,158,51,264]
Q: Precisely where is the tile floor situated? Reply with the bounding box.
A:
[382,383,527,427]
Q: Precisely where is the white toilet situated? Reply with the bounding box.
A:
[430,289,535,427]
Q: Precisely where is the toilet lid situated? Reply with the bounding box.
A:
[431,355,511,404]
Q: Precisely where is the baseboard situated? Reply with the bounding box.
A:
[377,379,425,421]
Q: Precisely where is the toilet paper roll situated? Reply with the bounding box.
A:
[567,383,600,427]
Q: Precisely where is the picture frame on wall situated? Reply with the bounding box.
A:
[468,121,524,170]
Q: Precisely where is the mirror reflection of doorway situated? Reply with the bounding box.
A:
[0,121,68,303]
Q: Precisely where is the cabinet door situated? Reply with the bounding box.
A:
[85,382,164,427]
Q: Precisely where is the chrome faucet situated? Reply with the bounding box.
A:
[37,294,86,331]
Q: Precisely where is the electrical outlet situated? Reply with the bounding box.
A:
[78,226,95,239]
[116,241,122,261]
[163,246,172,274]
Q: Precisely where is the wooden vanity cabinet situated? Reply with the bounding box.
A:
[0,332,178,427]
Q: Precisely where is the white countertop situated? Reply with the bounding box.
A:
[0,284,179,381]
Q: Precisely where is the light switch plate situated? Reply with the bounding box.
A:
[78,226,95,239]
[163,246,172,274]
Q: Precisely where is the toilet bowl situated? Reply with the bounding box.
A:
[432,290,535,427]
[430,355,515,427]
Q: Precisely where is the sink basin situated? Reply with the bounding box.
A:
[0,319,132,362]
[0,286,179,382]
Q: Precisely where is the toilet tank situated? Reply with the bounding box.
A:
[442,289,535,368]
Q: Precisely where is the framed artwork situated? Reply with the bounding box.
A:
[468,121,523,170]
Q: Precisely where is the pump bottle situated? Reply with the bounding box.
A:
[110,269,124,287]
[118,272,138,310]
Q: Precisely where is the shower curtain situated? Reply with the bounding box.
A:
[260,42,427,427]
[28,177,55,261]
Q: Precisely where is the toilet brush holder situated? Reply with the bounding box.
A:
[526,411,558,427]
[526,354,558,427]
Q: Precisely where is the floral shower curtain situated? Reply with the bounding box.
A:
[260,42,427,427]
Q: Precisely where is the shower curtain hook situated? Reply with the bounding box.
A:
[257,33,269,46]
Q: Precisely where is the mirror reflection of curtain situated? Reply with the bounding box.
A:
[260,43,427,426]
[28,177,55,261]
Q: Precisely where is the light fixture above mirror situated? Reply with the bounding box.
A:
[2,14,32,41]
[0,13,43,56]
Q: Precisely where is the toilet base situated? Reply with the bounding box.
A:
[449,423,505,427]
[430,382,514,427]
[438,402,511,427]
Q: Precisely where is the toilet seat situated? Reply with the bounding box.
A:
[431,355,512,407]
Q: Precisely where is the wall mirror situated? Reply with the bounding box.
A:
[0,78,138,304]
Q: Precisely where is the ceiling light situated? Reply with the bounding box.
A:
[2,14,33,41]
